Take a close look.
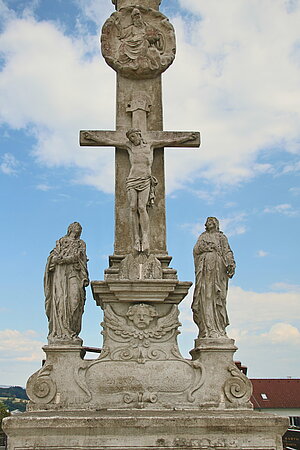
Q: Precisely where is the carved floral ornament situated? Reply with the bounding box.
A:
[101,6,176,79]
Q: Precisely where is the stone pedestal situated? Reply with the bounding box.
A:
[190,338,253,409]
[3,409,288,450]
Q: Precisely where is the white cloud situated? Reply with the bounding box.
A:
[178,284,300,376]
[282,160,300,173]
[263,203,298,216]
[271,282,300,292]
[0,329,44,362]
[289,187,300,195]
[165,0,300,191]
[0,15,116,192]
[0,152,19,175]
[0,1,300,195]
[35,183,52,191]
[76,0,114,28]
[228,285,300,327]
[184,212,247,237]
[256,250,268,258]
[180,284,300,341]
[219,214,247,236]
[262,322,300,344]
[0,0,15,23]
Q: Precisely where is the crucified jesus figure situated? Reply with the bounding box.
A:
[83,128,197,253]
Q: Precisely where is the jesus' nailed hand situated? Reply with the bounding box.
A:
[82,128,198,253]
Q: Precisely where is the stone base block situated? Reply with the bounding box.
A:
[3,409,288,450]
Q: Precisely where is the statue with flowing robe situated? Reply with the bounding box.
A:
[192,217,236,339]
[44,222,89,344]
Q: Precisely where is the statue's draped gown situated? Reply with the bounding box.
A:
[192,230,235,338]
[44,236,89,342]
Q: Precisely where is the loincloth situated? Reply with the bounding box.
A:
[126,176,158,206]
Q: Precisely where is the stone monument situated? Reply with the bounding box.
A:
[3,1,288,449]
[44,222,89,346]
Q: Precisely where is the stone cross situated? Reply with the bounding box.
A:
[80,0,200,256]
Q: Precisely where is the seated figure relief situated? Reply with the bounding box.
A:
[101,6,176,79]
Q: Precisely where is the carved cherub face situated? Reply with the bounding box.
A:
[127,304,157,329]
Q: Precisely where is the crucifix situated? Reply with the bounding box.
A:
[80,0,200,257]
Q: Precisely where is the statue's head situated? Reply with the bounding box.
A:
[205,217,219,232]
[126,303,158,329]
[67,222,82,238]
[126,128,142,146]
[131,7,143,26]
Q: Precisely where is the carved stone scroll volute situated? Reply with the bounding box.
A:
[224,364,253,408]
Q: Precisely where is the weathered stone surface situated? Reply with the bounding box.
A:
[113,0,161,10]
[81,129,198,254]
[190,337,252,409]
[81,0,200,258]
[3,409,289,450]
[101,6,176,79]
[115,75,167,256]
[44,222,89,345]
[104,254,178,280]
[192,217,236,339]
[4,0,289,448]
[119,253,163,279]
[91,279,192,305]
[25,292,208,411]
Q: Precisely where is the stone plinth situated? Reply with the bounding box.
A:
[3,409,288,450]
[190,338,253,409]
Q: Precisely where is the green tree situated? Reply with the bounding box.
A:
[0,400,10,432]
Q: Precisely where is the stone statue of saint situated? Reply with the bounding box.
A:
[44,222,89,344]
[192,217,236,339]
[83,128,196,253]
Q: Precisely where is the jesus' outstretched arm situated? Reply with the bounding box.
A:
[151,132,198,149]
[81,131,128,150]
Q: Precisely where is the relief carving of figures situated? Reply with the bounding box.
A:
[192,217,236,339]
[101,6,176,79]
[44,222,89,344]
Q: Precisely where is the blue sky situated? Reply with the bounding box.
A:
[0,0,300,386]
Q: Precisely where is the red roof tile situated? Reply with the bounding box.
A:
[251,379,300,409]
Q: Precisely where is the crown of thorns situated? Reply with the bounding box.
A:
[126,128,142,139]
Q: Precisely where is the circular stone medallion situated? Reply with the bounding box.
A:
[101,6,176,79]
